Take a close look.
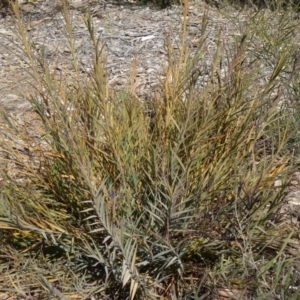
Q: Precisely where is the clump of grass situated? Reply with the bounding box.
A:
[225,2,300,157]
[0,0,300,299]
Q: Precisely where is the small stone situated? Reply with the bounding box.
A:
[293,172,300,181]
[20,3,35,13]
[274,179,282,187]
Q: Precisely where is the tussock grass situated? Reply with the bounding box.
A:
[0,0,300,299]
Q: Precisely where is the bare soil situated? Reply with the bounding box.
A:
[0,0,244,110]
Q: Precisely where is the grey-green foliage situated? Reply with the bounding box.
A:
[0,2,300,300]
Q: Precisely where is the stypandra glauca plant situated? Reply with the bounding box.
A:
[0,0,299,299]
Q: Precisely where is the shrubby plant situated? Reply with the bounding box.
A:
[0,0,300,299]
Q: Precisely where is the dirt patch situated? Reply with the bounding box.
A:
[0,0,244,109]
